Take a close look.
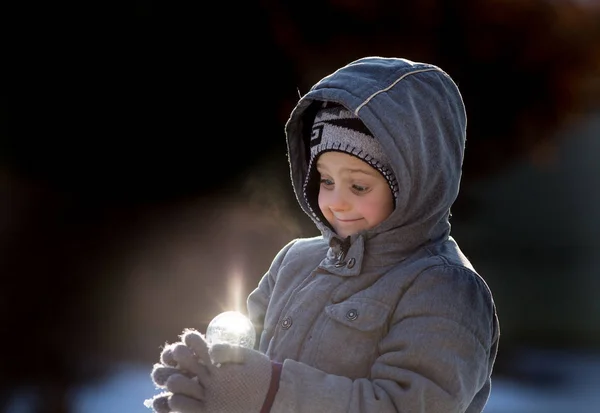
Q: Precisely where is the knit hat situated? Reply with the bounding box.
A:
[303,102,399,220]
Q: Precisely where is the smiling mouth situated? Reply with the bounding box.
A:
[336,218,362,223]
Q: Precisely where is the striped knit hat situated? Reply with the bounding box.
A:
[303,102,398,221]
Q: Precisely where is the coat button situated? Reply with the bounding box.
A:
[281,316,292,329]
[346,258,356,268]
[345,309,358,321]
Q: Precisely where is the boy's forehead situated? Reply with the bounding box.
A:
[316,152,379,176]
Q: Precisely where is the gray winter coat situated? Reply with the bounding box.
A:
[247,57,500,413]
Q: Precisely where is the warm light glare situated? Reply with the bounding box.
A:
[226,264,246,313]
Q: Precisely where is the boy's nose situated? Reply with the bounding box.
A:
[328,189,349,210]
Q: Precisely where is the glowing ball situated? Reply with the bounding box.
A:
[205,311,256,349]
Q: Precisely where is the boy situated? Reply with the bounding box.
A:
[148,56,500,413]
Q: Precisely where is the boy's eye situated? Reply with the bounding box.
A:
[352,184,368,192]
[320,178,334,186]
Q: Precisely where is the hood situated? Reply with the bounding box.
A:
[285,56,467,259]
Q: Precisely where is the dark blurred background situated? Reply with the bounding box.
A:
[2,1,600,412]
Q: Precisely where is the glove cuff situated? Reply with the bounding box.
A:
[260,361,283,413]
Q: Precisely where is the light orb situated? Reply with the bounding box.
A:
[205,311,256,349]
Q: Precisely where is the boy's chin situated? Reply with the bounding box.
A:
[333,227,359,239]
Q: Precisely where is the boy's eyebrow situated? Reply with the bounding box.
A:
[345,168,377,176]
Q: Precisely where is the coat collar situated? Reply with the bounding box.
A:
[319,220,449,276]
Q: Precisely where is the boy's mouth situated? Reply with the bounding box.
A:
[336,218,362,223]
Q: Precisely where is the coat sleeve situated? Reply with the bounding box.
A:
[269,264,500,413]
[247,239,299,349]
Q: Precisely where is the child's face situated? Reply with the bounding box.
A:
[316,152,394,238]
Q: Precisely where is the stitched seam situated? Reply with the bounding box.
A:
[355,68,439,114]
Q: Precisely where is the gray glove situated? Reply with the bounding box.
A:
[146,329,279,413]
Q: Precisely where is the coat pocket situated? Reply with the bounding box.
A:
[325,298,390,332]
[315,298,390,378]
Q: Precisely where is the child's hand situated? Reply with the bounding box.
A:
[146,330,211,413]
[146,329,277,413]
